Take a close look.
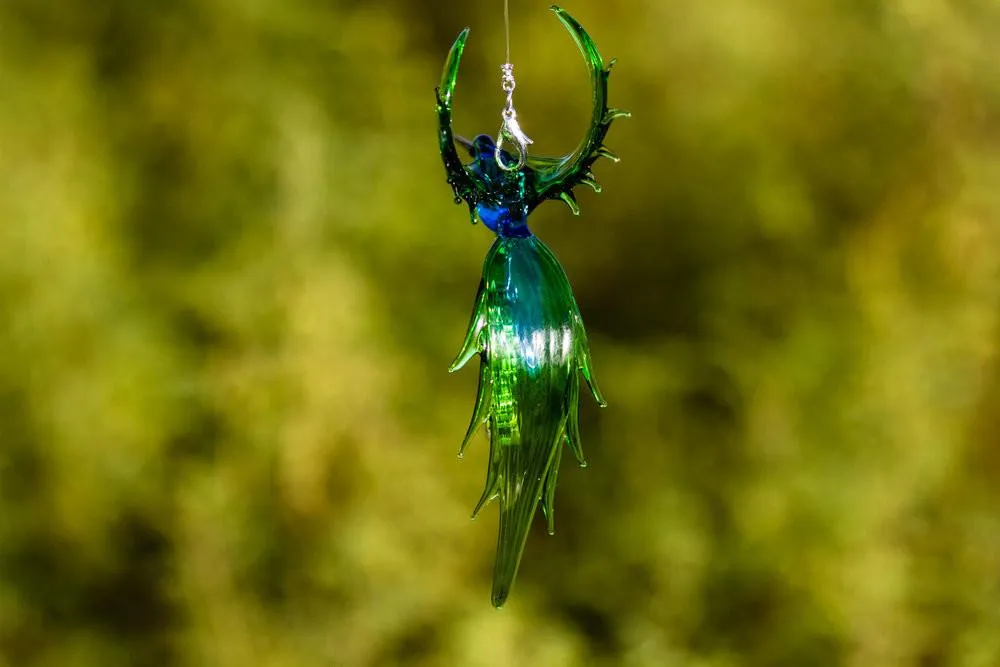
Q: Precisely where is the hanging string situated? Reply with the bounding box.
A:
[495,0,533,172]
[504,0,511,63]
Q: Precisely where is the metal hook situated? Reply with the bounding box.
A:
[495,63,532,172]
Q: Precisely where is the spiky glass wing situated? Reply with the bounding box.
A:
[435,27,484,217]
[526,6,630,216]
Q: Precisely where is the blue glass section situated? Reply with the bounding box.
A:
[467,135,532,238]
[475,203,531,237]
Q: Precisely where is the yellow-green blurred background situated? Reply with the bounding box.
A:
[1,0,999,665]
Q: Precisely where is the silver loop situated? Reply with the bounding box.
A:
[500,63,516,93]
[495,127,527,171]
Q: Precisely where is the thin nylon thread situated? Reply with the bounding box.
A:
[504,0,511,63]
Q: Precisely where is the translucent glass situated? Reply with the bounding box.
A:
[436,5,627,607]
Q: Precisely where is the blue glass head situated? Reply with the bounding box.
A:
[456,134,532,238]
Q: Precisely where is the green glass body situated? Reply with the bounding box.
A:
[450,235,605,607]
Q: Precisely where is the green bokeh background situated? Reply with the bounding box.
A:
[1,1,999,665]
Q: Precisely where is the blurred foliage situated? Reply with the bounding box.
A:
[1,0,999,665]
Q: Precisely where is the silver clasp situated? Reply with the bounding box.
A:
[495,63,533,172]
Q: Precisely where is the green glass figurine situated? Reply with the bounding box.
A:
[436,5,628,607]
